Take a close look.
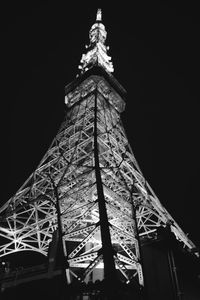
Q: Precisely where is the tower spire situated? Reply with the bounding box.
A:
[96,8,102,21]
[78,8,114,74]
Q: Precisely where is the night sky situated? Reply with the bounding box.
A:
[1,1,200,253]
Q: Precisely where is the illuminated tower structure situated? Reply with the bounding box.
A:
[0,9,198,299]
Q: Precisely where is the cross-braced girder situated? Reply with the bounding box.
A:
[0,74,196,288]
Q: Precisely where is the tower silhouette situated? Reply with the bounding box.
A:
[0,8,198,299]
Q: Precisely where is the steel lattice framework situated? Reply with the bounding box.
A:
[0,8,197,290]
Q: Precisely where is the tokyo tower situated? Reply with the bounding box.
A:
[0,8,198,299]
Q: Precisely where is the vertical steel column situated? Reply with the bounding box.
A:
[168,248,182,300]
[93,89,116,282]
[131,189,147,299]
[48,176,69,284]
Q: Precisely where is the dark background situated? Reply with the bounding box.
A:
[1,0,199,292]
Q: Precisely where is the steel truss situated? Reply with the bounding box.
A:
[0,74,196,287]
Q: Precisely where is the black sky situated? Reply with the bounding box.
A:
[1,1,200,248]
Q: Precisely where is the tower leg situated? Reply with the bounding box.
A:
[94,90,117,284]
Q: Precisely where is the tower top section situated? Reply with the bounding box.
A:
[78,9,114,74]
[96,8,102,21]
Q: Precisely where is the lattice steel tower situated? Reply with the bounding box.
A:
[0,8,197,299]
